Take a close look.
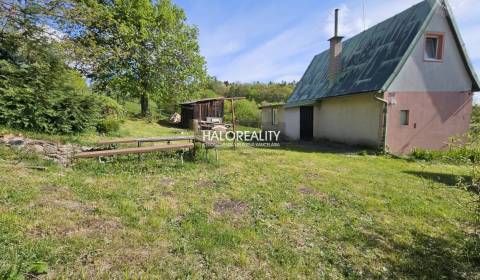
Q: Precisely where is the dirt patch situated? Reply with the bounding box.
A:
[40,184,71,195]
[282,202,296,211]
[34,216,122,237]
[68,217,122,236]
[36,197,98,214]
[213,199,248,215]
[298,186,324,196]
[298,186,342,207]
[196,178,215,188]
[305,171,322,179]
[159,177,175,187]
[161,191,174,197]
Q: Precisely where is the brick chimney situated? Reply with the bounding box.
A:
[328,9,344,84]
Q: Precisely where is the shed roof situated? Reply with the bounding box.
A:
[286,0,479,108]
[259,102,285,109]
[180,97,246,105]
[180,97,224,105]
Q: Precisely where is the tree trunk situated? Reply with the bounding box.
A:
[140,93,149,117]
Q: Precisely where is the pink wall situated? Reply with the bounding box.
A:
[385,91,473,155]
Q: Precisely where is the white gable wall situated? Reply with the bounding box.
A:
[388,6,472,92]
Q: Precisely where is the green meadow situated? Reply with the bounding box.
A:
[0,120,478,279]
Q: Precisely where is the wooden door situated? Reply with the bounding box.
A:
[300,106,314,141]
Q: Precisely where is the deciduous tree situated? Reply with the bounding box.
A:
[70,0,206,117]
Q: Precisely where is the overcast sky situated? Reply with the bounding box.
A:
[173,0,480,86]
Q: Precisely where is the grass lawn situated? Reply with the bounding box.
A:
[0,120,478,279]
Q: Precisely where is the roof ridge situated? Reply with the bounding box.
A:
[311,0,437,60]
[286,0,440,106]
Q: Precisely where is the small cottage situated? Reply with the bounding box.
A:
[180,98,224,128]
[260,103,285,133]
[268,0,479,154]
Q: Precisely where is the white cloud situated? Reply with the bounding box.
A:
[213,14,325,82]
[202,0,480,82]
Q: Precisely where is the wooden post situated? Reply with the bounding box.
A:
[137,141,141,160]
[230,99,237,149]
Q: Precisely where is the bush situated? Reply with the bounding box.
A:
[96,116,121,134]
[410,149,436,161]
[410,147,480,164]
[0,33,101,134]
[0,89,100,134]
[95,95,125,119]
[93,95,125,134]
[224,99,260,127]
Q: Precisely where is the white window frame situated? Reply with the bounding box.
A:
[272,108,279,125]
[424,33,444,62]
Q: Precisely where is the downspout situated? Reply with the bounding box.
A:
[373,91,388,152]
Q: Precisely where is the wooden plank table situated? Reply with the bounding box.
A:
[98,136,195,146]
[75,136,221,163]
[74,143,194,163]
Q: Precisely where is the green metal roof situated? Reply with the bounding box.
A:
[286,0,479,108]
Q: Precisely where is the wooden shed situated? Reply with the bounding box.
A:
[180,98,225,128]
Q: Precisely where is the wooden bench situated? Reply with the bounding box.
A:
[74,143,194,163]
[98,136,195,146]
[73,135,222,163]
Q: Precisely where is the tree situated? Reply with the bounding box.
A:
[69,0,206,117]
[0,0,102,134]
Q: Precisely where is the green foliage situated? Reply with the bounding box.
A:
[0,32,100,134]
[470,105,480,135]
[410,149,436,161]
[96,116,121,134]
[202,78,295,106]
[26,262,48,276]
[204,77,228,96]
[95,95,125,119]
[71,0,206,116]
[225,99,261,126]
[223,81,295,103]
[410,146,480,164]
[195,89,221,100]
[93,96,125,134]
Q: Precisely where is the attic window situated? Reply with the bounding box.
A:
[425,33,444,61]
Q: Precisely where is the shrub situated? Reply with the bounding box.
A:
[0,33,100,134]
[93,95,125,134]
[0,89,100,134]
[95,95,125,119]
[410,147,480,164]
[410,149,436,161]
[224,99,260,127]
[96,116,121,134]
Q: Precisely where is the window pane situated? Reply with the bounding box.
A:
[272,109,278,125]
[400,110,409,125]
[426,37,438,59]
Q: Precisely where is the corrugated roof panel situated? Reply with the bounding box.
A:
[287,0,437,106]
